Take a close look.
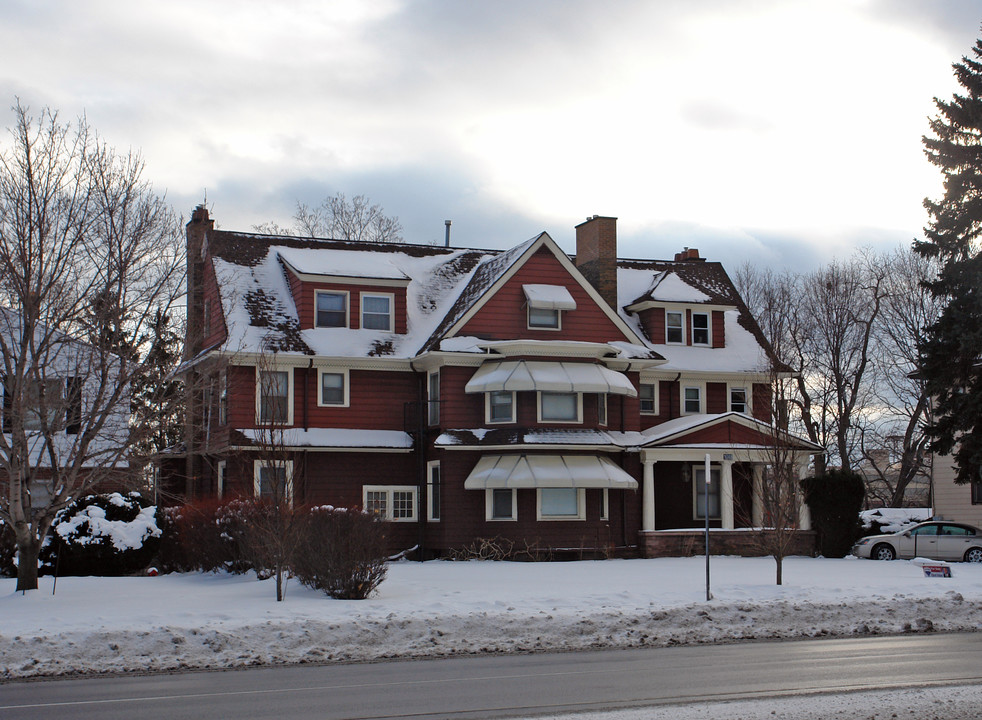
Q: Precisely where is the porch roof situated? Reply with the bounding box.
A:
[463,454,639,490]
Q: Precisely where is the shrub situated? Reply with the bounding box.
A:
[155,497,260,574]
[40,492,162,576]
[292,507,387,599]
[802,470,866,557]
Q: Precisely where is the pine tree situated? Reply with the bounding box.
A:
[915,34,982,483]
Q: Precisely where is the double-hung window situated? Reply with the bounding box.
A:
[364,485,417,521]
[361,293,393,331]
[539,391,580,423]
[639,383,657,414]
[692,313,710,345]
[729,387,748,414]
[487,488,516,520]
[24,378,62,431]
[683,386,701,414]
[316,291,347,328]
[254,460,294,506]
[488,390,514,423]
[666,311,684,343]
[258,369,290,424]
[319,370,348,406]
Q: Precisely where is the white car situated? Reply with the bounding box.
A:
[852,521,982,562]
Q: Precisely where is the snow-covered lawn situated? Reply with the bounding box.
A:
[3,555,982,679]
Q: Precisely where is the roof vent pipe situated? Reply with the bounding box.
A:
[445,220,452,247]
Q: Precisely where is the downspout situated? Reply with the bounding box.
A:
[303,358,312,431]
[671,373,681,419]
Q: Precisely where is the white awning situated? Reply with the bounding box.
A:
[523,284,576,310]
[464,454,639,489]
[465,360,637,397]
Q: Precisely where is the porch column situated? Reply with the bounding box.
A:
[797,456,812,531]
[751,464,764,527]
[642,458,656,532]
[721,458,735,530]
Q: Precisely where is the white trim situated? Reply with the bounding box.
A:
[727,383,750,414]
[317,368,350,407]
[598,393,608,427]
[486,390,516,424]
[360,291,395,332]
[314,289,349,328]
[691,311,711,346]
[428,370,440,425]
[279,257,411,287]
[363,484,417,522]
[253,459,294,507]
[682,383,704,415]
[600,488,609,521]
[537,391,583,424]
[427,461,441,522]
[536,487,586,521]
[665,310,685,344]
[640,382,658,415]
[255,367,294,426]
[486,488,517,521]
[217,460,226,499]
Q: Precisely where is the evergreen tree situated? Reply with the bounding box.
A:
[916,34,982,483]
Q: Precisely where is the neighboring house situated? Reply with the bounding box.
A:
[165,207,820,558]
[932,452,982,525]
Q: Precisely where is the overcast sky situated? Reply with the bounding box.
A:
[2,1,980,269]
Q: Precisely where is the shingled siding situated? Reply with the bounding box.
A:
[429,450,642,557]
[288,277,408,334]
[459,247,629,344]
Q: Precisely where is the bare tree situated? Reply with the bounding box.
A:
[0,102,185,591]
[255,192,403,243]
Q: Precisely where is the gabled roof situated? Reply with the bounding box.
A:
[639,412,823,451]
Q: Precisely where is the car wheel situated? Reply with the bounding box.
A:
[964,547,982,563]
[872,544,896,561]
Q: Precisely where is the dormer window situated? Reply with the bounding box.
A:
[316,291,348,328]
[361,293,393,331]
[692,312,710,345]
[666,311,684,343]
[524,284,575,331]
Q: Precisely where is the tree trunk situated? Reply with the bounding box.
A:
[15,533,40,592]
[775,555,783,586]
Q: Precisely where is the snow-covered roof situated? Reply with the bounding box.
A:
[436,428,630,448]
[237,427,413,450]
[277,247,410,281]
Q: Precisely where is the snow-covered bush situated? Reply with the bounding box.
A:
[0,516,15,577]
[40,493,162,576]
[291,507,387,599]
[860,507,932,535]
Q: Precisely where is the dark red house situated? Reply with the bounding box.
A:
[168,208,820,558]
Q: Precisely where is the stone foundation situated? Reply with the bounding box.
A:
[639,529,816,558]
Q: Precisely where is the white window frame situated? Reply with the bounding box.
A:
[639,382,658,415]
[486,390,516,424]
[253,459,294,507]
[692,465,721,520]
[536,487,585,521]
[527,306,561,330]
[427,461,441,522]
[315,289,349,328]
[598,393,608,426]
[255,367,294,425]
[360,292,394,332]
[728,384,750,414]
[217,460,226,499]
[428,370,440,425]
[691,312,711,346]
[600,488,609,521]
[318,368,350,407]
[486,488,517,521]
[682,383,703,415]
[363,485,417,522]
[218,372,228,425]
[537,391,583,424]
[666,310,685,344]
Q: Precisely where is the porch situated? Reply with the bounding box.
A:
[640,528,817,558]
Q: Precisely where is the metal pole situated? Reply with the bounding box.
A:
[705,452,712,601]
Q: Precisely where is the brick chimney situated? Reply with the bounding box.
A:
[673,247,704,262]
[575,215,618,309]
[185,205,214,360]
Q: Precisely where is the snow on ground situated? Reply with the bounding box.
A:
[2,555,982,680]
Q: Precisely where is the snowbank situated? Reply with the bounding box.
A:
[860,507,932,533]
[3,555,981,679]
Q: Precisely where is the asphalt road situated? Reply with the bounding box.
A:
[2,633,981,720]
